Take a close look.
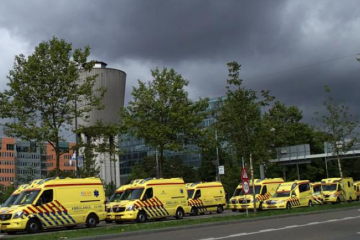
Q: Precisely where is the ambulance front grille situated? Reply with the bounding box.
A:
[113,207,126,212]
[0,214,12,221]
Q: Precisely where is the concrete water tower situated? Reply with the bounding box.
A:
[79,61,126,186]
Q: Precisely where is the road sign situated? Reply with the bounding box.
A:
[242,180,250,194]
[77,156,84,168]
[218,165,225,175]
[241,167,248,181]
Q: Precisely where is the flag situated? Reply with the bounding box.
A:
[70,153,76,166]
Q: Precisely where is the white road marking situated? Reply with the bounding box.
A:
[305,222,320,225]
[198,215,360,240]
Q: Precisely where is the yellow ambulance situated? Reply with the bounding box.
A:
[112,178,189,223]
[229,184,242,212]
[263,180,313,209]
[311,182,324,205]
[186,182,226,215]
[354,181,360,201]
[105,183,131,223]
[321,178,356,203]
[0,177,106,234]
[237,178,284,211]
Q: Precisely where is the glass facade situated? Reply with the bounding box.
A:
[118,96,225,181]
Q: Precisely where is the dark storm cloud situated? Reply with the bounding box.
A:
[0,0,297,62]
[1,0,360,125]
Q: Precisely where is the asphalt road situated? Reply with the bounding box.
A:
[112,208,360,240]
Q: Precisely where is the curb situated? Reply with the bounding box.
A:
[74,205,360,240]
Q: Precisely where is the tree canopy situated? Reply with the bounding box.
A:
[0,37,105,176]
[121,67,208,177]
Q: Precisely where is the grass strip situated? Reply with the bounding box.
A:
[9,201,360,240]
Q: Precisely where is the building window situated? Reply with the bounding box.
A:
[6,144,14,151]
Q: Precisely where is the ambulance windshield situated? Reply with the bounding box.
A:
[109,191,124,202]
[187,190,195,199]
[2,194,19,207]
[273,191,290,198]
[233,188,242,197]
[313,185,321,193]
[240,186,261,195]
[322,184,337,191]
[121,188,144,200]
[13,190,40,205]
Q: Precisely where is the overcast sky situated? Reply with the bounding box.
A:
[1,0,360,131]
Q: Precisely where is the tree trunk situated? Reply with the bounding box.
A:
[336,151,343,178]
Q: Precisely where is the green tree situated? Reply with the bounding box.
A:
[314,86,359,178]
[77,121,121,178]
[217,62,273,212]
[163,156,198,183]
[197,127,221,182]
[0,37,105,176]
[121,67,208,178]
[128,156,157,181]
[0,185,15,204]
[217,62,273,176]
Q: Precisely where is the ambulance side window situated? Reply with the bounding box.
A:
[143,188,153,200]
[299,184,310,193]
[194,190,201,199]
[348,182,351,188]
[37,189,53,205]
[261,186,267,195]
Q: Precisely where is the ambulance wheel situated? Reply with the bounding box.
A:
[190,207,198,216]
[216,205,223,214]
[286,202,291,209]
[175,208,185,219]
[86,214,98,228]
[26,218,41,234]
[308,200,313,207]
[348,197,353,203]
[105,219,113,224]
[336,197,341,204]
[136,211,147,223]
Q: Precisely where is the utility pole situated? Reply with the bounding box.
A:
[215,129,221,182]
[249,153,257,213]
[75,99,79,178]
[155,148,159,179]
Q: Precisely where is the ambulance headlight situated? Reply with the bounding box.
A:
[126,205,135,211]
[330,194,336,197]
[13,211,24,219]
[279,200,285,203]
